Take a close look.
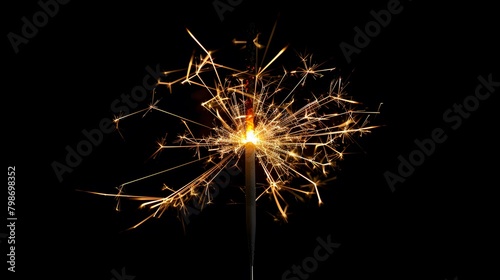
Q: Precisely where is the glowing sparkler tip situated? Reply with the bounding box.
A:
[244,130,258,144]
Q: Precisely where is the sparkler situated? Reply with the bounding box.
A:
[85,23,380,279]
[245,97,256,278]
[243,24,258,278]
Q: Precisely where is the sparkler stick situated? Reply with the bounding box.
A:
[245,98,256,279]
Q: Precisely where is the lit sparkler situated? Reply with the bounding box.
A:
[86,24,380,279]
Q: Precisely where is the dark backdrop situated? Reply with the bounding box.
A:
[4,1,498,279]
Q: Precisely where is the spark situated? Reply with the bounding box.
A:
[92,28,380,229]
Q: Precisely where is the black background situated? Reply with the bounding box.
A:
[3,1,498,279]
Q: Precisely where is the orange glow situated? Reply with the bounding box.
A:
[245,99,257,144]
